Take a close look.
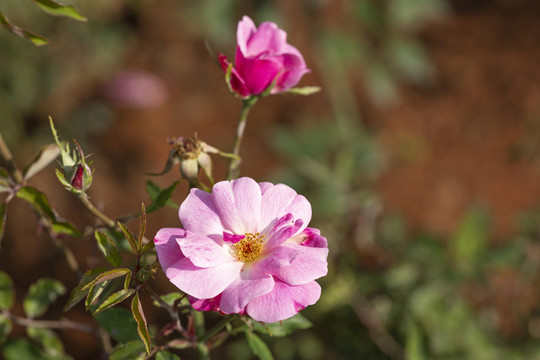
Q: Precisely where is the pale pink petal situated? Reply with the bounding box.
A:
[282,195,311,233]
[245,21,287,57]
[273,49,309,92]
[154,228,186,270]
[258,182,273,195]
[178,232,233,268]
[219,270,274,314]
[167,258,242,299]
[292,227,328,248]
[255,243,328,285]
[212,177,262,234]
[246,281,321,323]
[235,49,283,95]
[264,214,303,250]
[189,295,221,312]
[179,188,224,236]
[260,184,298,229]
[237,16,257,57]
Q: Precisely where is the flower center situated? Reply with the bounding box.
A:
[234,232,265,262]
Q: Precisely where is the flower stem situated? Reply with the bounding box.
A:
[227,97,258,180]
[193,310,210,360]
[198,315,236,344]
[2,310,99,337]
[78,194,116,228]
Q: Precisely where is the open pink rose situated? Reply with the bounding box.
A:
[154,177,328,323]
[218,16,310,97]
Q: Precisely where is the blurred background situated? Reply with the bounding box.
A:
[2,0,540,359]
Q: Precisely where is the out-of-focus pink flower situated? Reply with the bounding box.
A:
[154,177,328,323]
[218,16,310,97]
[105,70,168,108]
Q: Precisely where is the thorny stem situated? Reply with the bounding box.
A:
[3,310,99,337]
[0,133,23,183]
[227,97,258,180]
[142,284,189,339]
[78,194,116,228]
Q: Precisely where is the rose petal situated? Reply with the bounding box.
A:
[237,16,257,57]
[190,295,222,312]
[166,258,242,299]
[246,280,321,323]
[260,183,298,229]
[154,228,187,270]
[264,213,303,250]
[219,269,274,314]
[235,48,283,95]
[289,227,328,248]
[179,188,224,236]
[245,21,287,57]
[218,53,250,96]
[255,243,328,285]
[212,177,262,234]
[178,232,234,268]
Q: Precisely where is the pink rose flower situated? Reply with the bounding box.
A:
[218,16,310,97]
[154,177,328,323]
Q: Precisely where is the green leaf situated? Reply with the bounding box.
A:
[33,0,87,22]
[23,278,66,318]
[252,313,312,337]
[0,12,49,46]
[63,268,105,311]
[95,307,139,343]
[109,340,145,360]
[118,222,138,253]
[146,181,180,214]
[0,314,12,343]
[23,144,60,181]
[131,293,151,354]
[85,280,111,311]
[245,332,274,360]
[93,289,135,315]
[138,203,146,250]
[95,231,122,267]
[139,239,155,255]
[452,207,490,271]
[405,318,427,360]
[51,221,81,237]
[27,327,65,358]
[152,292,183,308]
[156,350,180,360]
[81,268,131,291]
[0,271,14,310]
[16,186,55,220]
[0,202,6,246]
[285,86,321,96]
[3,339,52,360]
[145,180,178,209]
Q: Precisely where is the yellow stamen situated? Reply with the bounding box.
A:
[234,232,265,262]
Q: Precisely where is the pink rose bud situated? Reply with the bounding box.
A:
[219,16,310,97]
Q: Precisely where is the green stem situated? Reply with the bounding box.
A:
[78,194,116,228]
[193,310,210,360]
[227,97,258,180]
[198,315,236,344]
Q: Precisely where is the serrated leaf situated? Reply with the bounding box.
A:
[131,293,151,354]
[33,0,87,22]
[146,181,180,214]
[63,268,105,311]
[95,231,122,267]
[95,307,139,343]
[23,278,66,318]
[145,180,177,209]
[252,313,312,337]
[81,268,131,291]
[156,350,180,360]
[93,289,135,315]
[0,203,7,248]
[23,144,60,181]
[140,239,155,255]
[16,186,55,220]
[86,281,110,311]
[27,327,65,358]
[285,86,321,96]
[0,12,49,46]
[109,340,145,360]
[245,332,273,360]
[118,222,138,253]
[0,271,14,310]
[0,314,12,343]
